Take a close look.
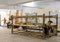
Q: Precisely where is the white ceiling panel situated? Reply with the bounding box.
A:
[0,0,59,5]
[0,0,33,5]
[0,0,59,9]
[0,0,33,8]
[21,1,60,8]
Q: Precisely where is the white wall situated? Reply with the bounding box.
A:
[0,9,9,26]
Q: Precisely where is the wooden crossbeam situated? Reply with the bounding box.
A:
[14,15,43,18]
[45,15,56,18]
[14,15,56,18]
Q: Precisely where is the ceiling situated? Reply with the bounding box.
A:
[0,0,33,7]
[0,0,60,9]
[0,0,33,5]
[22,1,60,8]
[0,0,59,6]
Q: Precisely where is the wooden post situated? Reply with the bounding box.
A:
[21,9,23,22]
[49,11,50,21]
[11,15,14,34]
[25,15,28,23]
[36,13,38,24]
[42,14,45,37]
[56,14,58,35]
[11,19,13,34]
[15,10,19,24]
[43,14,45,25]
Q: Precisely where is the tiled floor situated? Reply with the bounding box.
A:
[0,27,60,42]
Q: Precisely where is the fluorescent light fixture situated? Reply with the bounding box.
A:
[22,2,35,7]
[58,10,60,12]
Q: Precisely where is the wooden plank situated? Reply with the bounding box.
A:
[14,15,43,18]
[43,14,45,25]
[14,15,56,18]
[42,14,45,37]
[45,16,56,18]
[11,19,14,34]
[49,11,50,21]
[56,14,58,35]
[36,13,38,24]
[15,10,19,24]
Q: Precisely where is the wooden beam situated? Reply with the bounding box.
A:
[56,14,58,35]
[14,15,56,19]
[36,13,38,24]
[43,14,45,25]
[45,15,56,18]
[11,19,13,34]
[49,11,50,21]
[14,15,43,18]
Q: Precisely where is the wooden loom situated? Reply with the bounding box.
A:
[10,10,58,36]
